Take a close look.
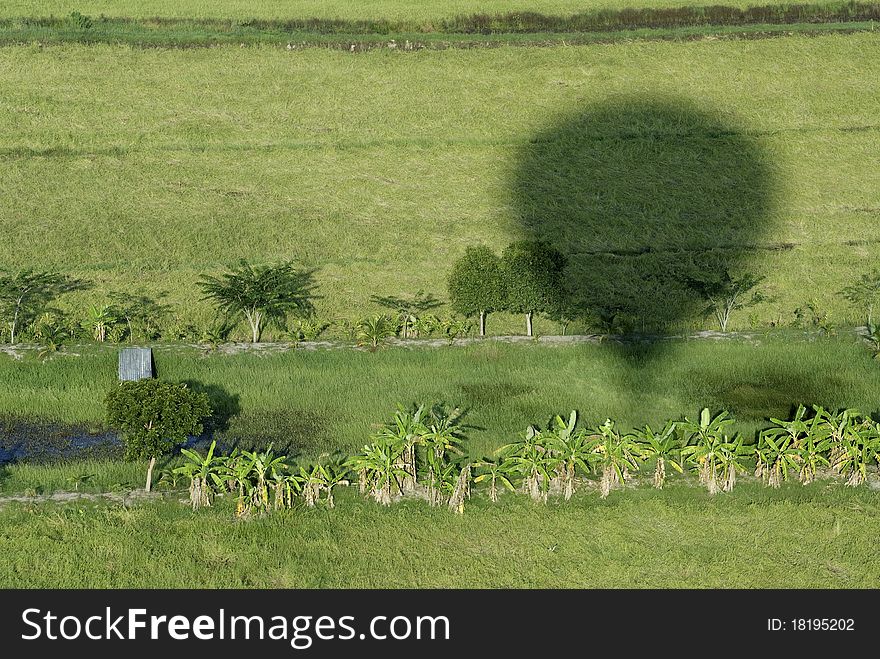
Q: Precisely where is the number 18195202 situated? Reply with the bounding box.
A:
[768,618,855,631]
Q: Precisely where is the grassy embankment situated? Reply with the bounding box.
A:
[1,33,880,336]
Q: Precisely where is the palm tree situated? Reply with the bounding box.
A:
[199,260,317,343]
[356,315,396,351]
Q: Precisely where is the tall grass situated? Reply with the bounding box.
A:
[1,337,879,459]
[1,483,879,587]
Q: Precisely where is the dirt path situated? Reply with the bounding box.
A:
[0,489,168,507]
[1,328,866,359]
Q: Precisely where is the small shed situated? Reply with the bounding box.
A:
[118,347,155,381]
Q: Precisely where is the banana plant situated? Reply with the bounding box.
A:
[544,410,593,500]
[83,304,117,343]
[833,419,880,487]
[447,463,472,515]
[817,406,861,473]
[794,411,832,484]
[319,462,351,509]
[346,438,409,505]
[587,419,642,499]
[373,404,427,495]
[678,410,750,494]
[298,463,325,507]
[499,425,559,503]
[473,457,516,503]
[754,432,800,488]
[420,404,466,505]
[270,471,298,510]
[241,445,288,512]
[218,452,256,517]
[632,420,683,489]
[173,440,224,509]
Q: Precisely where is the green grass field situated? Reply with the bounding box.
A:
[1,482,878,587]
[2,3,879,592]
[2,33,879,337]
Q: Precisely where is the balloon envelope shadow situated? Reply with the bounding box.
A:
[513,96,777,351]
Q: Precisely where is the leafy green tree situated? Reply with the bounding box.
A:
[501,241,566,337]
[105,379,211,492]
[685,267,764,332]
[198,260,316,343]
[0,269,86,344]
[447,246,507,336]
[840,269,880,326]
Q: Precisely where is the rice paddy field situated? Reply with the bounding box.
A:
[2,3,880,590]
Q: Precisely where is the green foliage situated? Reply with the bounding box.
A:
[840,269,880,325]
[0,269,86,344]
[632,420,683,489]
[685,267,765,332]
[105,379,211,490]
[67,11,93,30]
[587,419,643,498]
[174,439,224,509]
[199,260,317,343]
[355,314,397,350]
[678,408,751,494]
[864,321,880,359]
[447,245,507,336]
[108,291,172,343]
[82,304,117,343]
[288,316,331,342]
[500,241,566,336]
[370,290,442,339]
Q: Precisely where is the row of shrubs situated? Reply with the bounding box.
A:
[166,403,880,517]
[5,255,880,350]
[17,306,472,351]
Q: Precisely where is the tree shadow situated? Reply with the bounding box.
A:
[179,381,241,436]
[513,95,778,345]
